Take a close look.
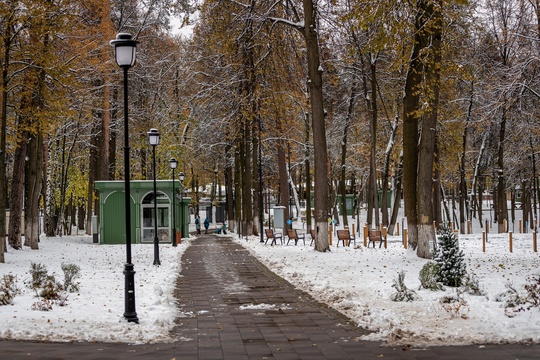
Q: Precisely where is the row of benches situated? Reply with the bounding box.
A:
[264,228,386,248]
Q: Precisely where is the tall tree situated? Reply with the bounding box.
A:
[269,0,330,251]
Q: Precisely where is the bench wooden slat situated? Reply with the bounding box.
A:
[310,229,316,246]
[265,228,283,245]
[287,229,305,246]
[336,229,355,247]
[368,230,386,248]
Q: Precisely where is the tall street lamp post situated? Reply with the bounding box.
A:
[110,33,139,324]
[148,128,161,266]
[179,172,185,241]
[169,158,178,247]
[258,115,264,243]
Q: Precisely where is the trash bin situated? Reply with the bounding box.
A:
[274,206,285,229]
[92,215,98,243]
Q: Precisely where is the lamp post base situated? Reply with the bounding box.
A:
[123,263,139,323]
[153,236,161,266]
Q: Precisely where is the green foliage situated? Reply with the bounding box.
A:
[0,275,19,305]
[28,263,69,310]
[61,263,80,293]
[391,271,419,302]
[29,262,48,289]
[419,262,443,291]
[39,277,64,301]
[434,226,467,287]
[462,273,486,297]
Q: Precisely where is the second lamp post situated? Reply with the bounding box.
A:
[148,128,161,266]
[169,158,178,247]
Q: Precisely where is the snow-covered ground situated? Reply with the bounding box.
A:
[237,228,540,346]
[0,213,539,346]
[0,236,187,344]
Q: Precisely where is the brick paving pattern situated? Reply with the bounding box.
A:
[0,234,539,359]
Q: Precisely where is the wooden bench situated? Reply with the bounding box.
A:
[286,229,305,246]
[368,229,386,248]
[309,229,316,246]
[336,229,355,247]
[265,228,283,246]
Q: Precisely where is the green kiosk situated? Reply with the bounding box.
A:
[94,180,189,244]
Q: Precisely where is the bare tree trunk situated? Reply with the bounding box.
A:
[433,138,441,229]
[253,119,260,236]
[26,132,44,249]
[78,201,85,230]
[382,115,399,228]
[277,140,290,226]
[234,146,242,233]
[402,2,426,248]
[388,152,403,235]
[0,51,7,263]
[0,23,9,260]
[369,60,380,229]
[241,125,253,235]
[269,0,329,250]
[100,82,110,182]
[473,132,488,227]
[86,120,99,236]
[497,105,508,233]
[459,83,474,233]
[304,112,312,231]
[340,78,357,228]
[416,0,441,259]
[9,137,27,249]
[225,145,235,231]
[303,0,329,251]
[109,87,118,180]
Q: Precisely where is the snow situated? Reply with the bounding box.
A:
[236,226,540,346]
[0,236,186,344]
[1,216,540,346]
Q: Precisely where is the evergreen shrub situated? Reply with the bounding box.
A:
[0,275,18,305]
[419,262,443,291]
[434,226,467,287]
[391,271,419,302]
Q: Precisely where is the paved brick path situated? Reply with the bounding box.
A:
[168,236,539,360]
[0,234,539,359]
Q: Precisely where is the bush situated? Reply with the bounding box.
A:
[391,271,419,302]
[496,277,540,316]
[0,275,18,305]
[32,299,54,311]
[27,263,67,310]
[29,263,48,289]
[439,292,469,319]
[61,263,80,293]
[495,282,527,309]
[462,273,486,297]
[419,262,443,291]
[523,274,540,309]
[39,277,63,300]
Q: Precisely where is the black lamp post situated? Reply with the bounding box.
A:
[169,158,178,247]
[148,128,161,265]
[179,172,185,241]
[258,115,264,242]
[110,32,139,324]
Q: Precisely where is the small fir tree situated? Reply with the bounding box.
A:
[434,226,466,287]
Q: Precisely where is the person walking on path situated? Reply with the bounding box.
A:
[203,217,209,234]
[195,216,201,235]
